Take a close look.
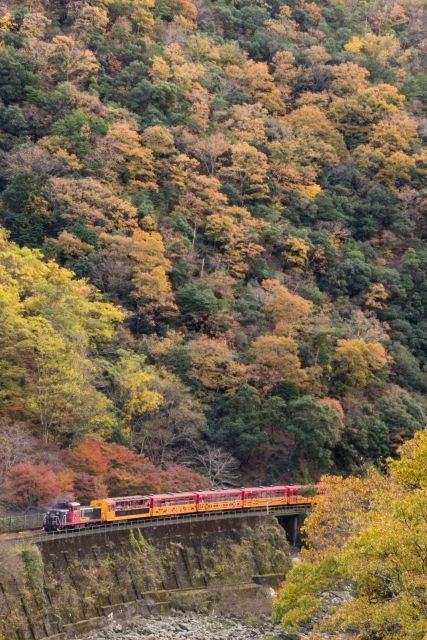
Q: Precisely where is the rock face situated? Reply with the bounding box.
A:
[80,611,282,640]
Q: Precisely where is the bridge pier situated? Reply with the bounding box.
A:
[278,513,306,547]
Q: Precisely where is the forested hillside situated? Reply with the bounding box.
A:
[0,0,425,509]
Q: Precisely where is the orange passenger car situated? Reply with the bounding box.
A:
[197,489,243,512]
[91,495,151,522]
[150,493,197,517]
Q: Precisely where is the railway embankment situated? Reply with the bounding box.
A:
[0,515,290,640]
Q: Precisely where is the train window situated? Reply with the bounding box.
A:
[199,494,213,503]
[113,496,147,507]
[154,495,195,505]
[245,489,285,498]
[80,507,102,520]
[115,499,149,511]
[171,496,195,504]
[199,492,240,502]
[114,507,149,517]
[153,498,170,506]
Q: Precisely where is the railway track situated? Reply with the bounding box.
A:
[0,503,311,545]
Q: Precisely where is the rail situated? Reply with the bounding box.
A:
[1,503,311,545]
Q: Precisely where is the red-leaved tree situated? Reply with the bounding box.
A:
[4,463,61,511]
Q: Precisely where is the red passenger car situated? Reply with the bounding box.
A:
[242,486,288,509]
[197,489,243,511]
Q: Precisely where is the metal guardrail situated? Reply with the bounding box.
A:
[0,512,45,534]
[1,504,311,546]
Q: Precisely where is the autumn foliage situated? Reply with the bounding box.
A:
[4,463,61,511]
[0,0,425,511]
[274,432,427,640]
[1,438,209,510]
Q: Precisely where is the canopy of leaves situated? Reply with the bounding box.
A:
[0,0,425,505]
[273,431,427,640]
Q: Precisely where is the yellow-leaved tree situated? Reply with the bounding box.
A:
[47,35,99,87]
[189,335,245,397]
[130,223,178,327]
[250,335,308,393]
[219,142,270,203]
[100,0,155,32]
[333,338,390,389]
[107,349,162,445]
[0,227,123,444]
[273,430,427,640]
[261,279,313,336]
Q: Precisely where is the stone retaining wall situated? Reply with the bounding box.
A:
[0,516,290,640]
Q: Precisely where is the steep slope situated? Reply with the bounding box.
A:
[0,0,425,506]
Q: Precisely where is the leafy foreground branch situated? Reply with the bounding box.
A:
[273,430,427,640]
